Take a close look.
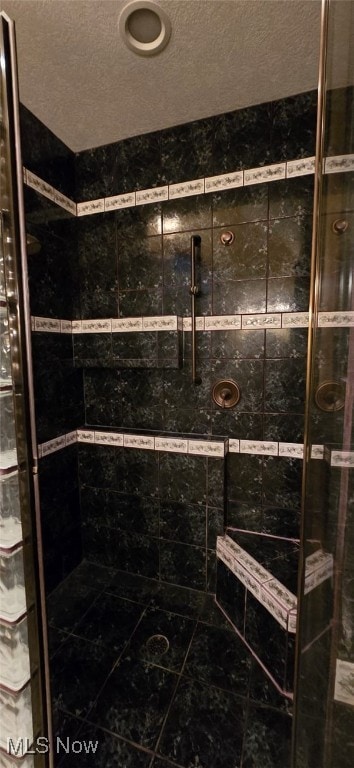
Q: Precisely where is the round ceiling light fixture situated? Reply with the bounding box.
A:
[119,0,172,56]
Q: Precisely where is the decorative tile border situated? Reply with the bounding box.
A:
[142,315,179,331]
[105,191,136,211]
[326,449,354,468]
[242,313,281,329]
[239,440,278,456]
[35,309,353,336]
[205,170,243,193]
[318,311,354,328]
[217,535,297,632]
[182,317,206,331]
[204,315,241,331]
[304,549,333,594]
[334,659,354,705]
[38,429,228,458]
[286,157,315,177]
[81,319,112,333]
[325,154,354,175]
[77,199,105,216]
[25,169,76,215]
[155,437,188,453]
[23,154,354,218]
[282,312,309,328]
[168,178,205,199]
[136,185,168,205]
[244,163,286,186]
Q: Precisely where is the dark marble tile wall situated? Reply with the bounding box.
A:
[75,91,317,199]
[39,446,82,592]
[21,107,84,592]
[79,444,224,591]
[76,92,316,598]
[20,104,76,199]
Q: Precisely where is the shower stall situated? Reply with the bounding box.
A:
[0,1,353,766]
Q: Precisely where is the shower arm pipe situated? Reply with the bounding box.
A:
[190,235,201,384]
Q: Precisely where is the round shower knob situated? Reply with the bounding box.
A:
[220,230,235,246]
[212,379,240,408]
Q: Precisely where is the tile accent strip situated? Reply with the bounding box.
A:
[25,169,77,215]
[23,154,353,217]
[217,535,297,632]
[31,311,354,333]
[334,659,354,705]
[217,536,334,633]
[37,429,326,462]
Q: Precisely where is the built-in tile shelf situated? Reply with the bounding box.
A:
[216,535,333,635]
[37,427,326,462]
[23,153,354,217]
[216,534,333,697]
[31,311,354,335]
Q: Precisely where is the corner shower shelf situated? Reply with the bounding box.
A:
[216,533,333,696]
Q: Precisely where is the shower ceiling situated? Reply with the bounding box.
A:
[1,0,349,153]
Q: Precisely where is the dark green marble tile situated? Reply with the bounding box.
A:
[118,287,163,317]
[158,676,246,768]
[162,195,212,234]
[242,703,292,767]
[159,452,207,505]
[160,500,207,547]
[73,592,145,652]
[51,635,117,718]
[212,184,268,227]
[160,541,206,591]
[118,235,163,291]
[213,277,267,315]
[262,456,302,510]
[269,176,314,219]
[265,328,308,359]
[264,358,306,413]
[106,569,160,605]
[227,453,263,505]
[161,119,214,184]
[152,583,206,619]
[184,623,252,695]
[268,215,312,278]
[124,606,196,672]
[59,722,152,767]
[88,658,178,749]
[47,581,98,632]
[266,276,310,313]
[227,502,263,531]
[211,329,264,360]
[213,221,268,282]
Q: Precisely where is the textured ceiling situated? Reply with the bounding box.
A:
[0,0,339,153]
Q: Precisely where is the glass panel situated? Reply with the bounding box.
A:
[294,1,354,766]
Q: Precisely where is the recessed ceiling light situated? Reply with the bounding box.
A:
[119,0,172,56]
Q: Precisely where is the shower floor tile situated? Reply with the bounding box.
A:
[157,676,247,768]
[87,657,179,749]
[242,703,292,767]
[72,592,145,652]
[58,722,152,768]
[123,606,196,672]
[51,635,117,718]
[50,564,293,768]
[183,623,252,696]
[47,581,99,633]
[106,568,161,604]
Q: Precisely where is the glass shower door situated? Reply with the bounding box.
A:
[293,1,354,766]
[0,12,51,768]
